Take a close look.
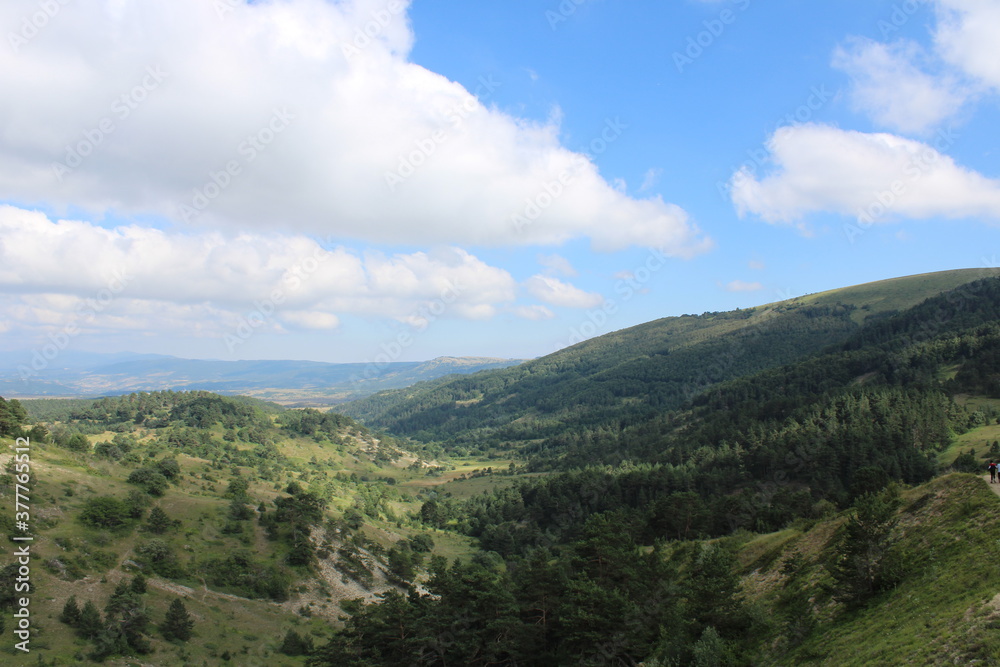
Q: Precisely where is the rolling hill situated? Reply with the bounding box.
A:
[340,268,1000,453]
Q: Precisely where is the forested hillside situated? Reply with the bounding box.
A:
[341,269,1000,456]
[305,273,1000,665]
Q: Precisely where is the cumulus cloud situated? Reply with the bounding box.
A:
[0,206,517,338]
[833,38,965,134]
[524,275,603,309]
[0,0,709,255]
[934,0,1000,92]
[833,1,1000,133]
[730,124,1000,224]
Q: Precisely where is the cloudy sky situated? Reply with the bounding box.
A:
[1,0,998,366]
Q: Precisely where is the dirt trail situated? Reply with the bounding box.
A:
[982,474,1000,497]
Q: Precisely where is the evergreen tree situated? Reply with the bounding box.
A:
[162,598,194,642]
[60,595,82,627]
[130,573,147,595]
[686,543,751,640]
[279,628,314,656]
[146,506,173,534]
[832,488,906,606]
[96,581,151,658]
[77,600,104,640]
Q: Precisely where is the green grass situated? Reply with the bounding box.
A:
[803,268,1000,321]
[0,424,447,665]
[743,474,1000,665]
[942,423,1000,466]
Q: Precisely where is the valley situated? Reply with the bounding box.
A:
[4,269,1000,665]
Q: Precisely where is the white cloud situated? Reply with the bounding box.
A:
[639,167,662,193]
[537,253,577,277]
[281,311,341,330]
[831,1,1000,134]
[0,206,518,338]
[524,275,603,309]
[747,260,765,270]
[833,38,965,134]
[514,305,555,321]
[934,0,1000,92]
[724,280,763,292]
[730,124,1000,224]
[0,0,709,255]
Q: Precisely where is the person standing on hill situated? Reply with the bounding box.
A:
[989,461,997,483]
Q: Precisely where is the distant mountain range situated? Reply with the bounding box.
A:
[0,352,525,405]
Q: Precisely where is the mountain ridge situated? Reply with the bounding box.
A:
[0,354,525,404]
[340,268,1000,450]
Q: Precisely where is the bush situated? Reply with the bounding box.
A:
[200,551,291,601]
[952,449,982,473]
[279,629,313,656]
[79,496,130,529]
[135,539,185,578]
[127,468,169,496]
[155,458,181,480]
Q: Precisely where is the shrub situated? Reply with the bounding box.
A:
[127,468,169,496]
[79,496,130,529]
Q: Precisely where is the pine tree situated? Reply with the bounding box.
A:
[100,582,151,657]
[78,599,104,640]
[832,488,906,606]
[60,595,82,627]
[146,506,173,534]
[162,598,194,642]
[130,573,147,595]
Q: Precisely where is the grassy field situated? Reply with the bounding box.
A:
[941,420,1000,467]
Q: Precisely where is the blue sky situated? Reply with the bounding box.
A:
[1,0,998,369]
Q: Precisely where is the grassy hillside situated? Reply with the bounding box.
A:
[738,473,1000,665]
[340,268,1000,456]
[0,392,488,664]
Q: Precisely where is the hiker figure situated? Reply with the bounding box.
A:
[989,461,997,484]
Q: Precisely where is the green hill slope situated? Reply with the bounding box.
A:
[341,268,1000,454]
[742,473,1000,665]
[0,391,475,664]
